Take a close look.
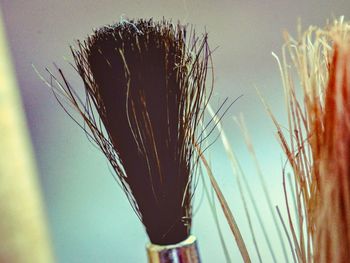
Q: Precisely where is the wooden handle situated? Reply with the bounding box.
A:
[0,7,54,263]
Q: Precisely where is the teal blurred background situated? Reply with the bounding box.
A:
[1,0,349,262]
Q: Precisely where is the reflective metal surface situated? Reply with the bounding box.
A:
[147,235,200,263]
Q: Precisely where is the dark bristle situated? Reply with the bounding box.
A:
[60,18,211,245]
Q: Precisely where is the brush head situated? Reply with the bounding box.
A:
[270,18,350,262]
[67,18,211,245]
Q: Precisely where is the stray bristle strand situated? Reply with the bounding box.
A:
[59,19,210,245]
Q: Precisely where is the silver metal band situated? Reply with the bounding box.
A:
[147,235,200,263]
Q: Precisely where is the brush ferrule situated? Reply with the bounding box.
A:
[146,235,200,263]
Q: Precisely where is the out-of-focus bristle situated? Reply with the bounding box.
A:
[49,18,211,245]
[266,18,350,262]
[315,38,350,262]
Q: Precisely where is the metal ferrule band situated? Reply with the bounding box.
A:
[147,235,200,263]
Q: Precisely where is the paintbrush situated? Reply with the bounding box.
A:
[263,17,350,262]
[45,18,212,262]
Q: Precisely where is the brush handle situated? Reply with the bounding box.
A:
[147,235,200,263]
[0,7,53,263]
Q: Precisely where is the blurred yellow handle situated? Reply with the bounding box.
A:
[0,7,54,263]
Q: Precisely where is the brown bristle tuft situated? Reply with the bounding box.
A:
[50,18,212,245]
